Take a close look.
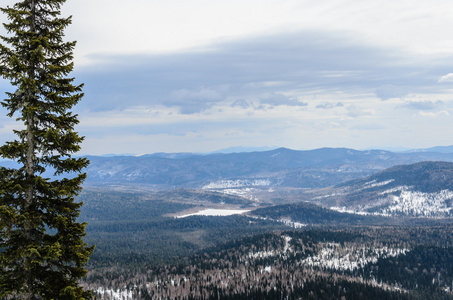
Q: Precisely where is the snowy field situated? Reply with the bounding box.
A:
[176,209,251,218]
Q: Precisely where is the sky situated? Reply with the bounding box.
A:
[1,0,453,155]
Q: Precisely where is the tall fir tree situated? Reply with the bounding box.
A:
[0,0,94,299]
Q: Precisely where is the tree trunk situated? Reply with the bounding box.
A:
[24,1,37,299]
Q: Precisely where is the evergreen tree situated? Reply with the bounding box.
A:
[0,0,94,299]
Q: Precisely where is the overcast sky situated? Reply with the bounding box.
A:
[2,0,453,155]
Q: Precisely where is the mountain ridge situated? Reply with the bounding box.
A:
[3,146,453,190]
[81,147,453,188]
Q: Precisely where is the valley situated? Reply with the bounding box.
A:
[5,147,453,299]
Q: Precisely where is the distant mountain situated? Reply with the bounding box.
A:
[81,147,453,189]
[139,152,197,159]
[209,146,278,154]
[313,161,453,218]
[407,145,453,153]
[3,147,453,190]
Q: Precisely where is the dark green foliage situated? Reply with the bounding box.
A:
[77,189,197,222]
[251,201,391,225]
[373,161,453,193]
[84,214,285,267]
[75,188,286,267]
[82,225,453,299]
[0,0,93,298]
[337,161,453,193]
[365,245,453,292]
[75,186,453,299]
[200,279,417,300]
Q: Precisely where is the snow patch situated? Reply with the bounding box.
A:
[248,235,294,260]
[219,188,260,202]
[363,179,394,189]
[313,192,344,200]
[330,207,371,216]
[263,266,272,273]
[95,287,134,300]
[381,189,453,217]
[332,187,453,218]
[301,244,409,271]
[202,179,271,189]
[176,209,251,218]
[248,215,306,228]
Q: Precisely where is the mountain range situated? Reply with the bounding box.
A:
[3,146,453,219]
[81,147,453,189]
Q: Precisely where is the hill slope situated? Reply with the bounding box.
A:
[314,161,453,217]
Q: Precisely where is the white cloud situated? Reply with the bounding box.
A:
[316,102,344,110]
[438,73,453,82]
[1,0,449,65]
[346,105,374,118]
[419,110,450,117]
[259,93,308,107]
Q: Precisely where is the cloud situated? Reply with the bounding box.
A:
[316,102,344,109]
[259,93,308,107]
[350,124,385,130]
[68,28,453,120]
[346,104,374,118]
[401,100,444,110]
[418,110,450,117]
[165,86,228,114]
[375,84,408,100]
[74,30,434,113]
[312,121,344,130]
[438,73,453,82]
[231,99,252,109]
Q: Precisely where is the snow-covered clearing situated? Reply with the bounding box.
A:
[176,209,251,218]
[382,189,453,217]
[95,287,134,300]
[202,179,271,189]
[218,188,260,202]
[248,235,293,260]
[248,215,306,228]
[331,187,453,218]
[363,179,394,189]
[301,243,409,271]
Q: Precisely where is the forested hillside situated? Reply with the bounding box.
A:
[312,161,453,217]
[83,226,453,300]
